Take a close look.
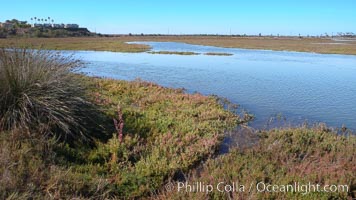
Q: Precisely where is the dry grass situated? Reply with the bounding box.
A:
[1,36,356,54]
[0,37,150,52]
[135,36,356,55]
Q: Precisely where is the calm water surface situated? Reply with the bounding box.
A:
[73,42,356,130]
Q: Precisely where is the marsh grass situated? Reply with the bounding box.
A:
[0,37,150,52]
[157,125,356,199]
[82,78,245,198]
[2,36,355,55]
[137,36,356,55]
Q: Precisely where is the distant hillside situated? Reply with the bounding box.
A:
[0,19,94,38]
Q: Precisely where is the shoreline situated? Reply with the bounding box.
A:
[1,36,356,55]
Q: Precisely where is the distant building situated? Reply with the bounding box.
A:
[52,24,65,28]
[43,23,52,28]
[65,24,79,29]
[32,23,81,29]
[32,23,43,28]
[0,22,14,29]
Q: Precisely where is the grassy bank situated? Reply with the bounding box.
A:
[0,48,245,198]
[158,126,356,199]
[1,36,356,55]
[0,77,243,198]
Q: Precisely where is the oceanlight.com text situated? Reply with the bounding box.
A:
[173,181,349,195]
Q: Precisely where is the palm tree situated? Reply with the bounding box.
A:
[34,17,37,24]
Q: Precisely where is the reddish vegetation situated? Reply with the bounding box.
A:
[113,106,124,143]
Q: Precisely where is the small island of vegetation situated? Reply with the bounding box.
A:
[204,52,233,56]
[147,51,199,55]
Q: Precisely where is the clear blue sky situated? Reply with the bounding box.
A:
[1,0,355,35]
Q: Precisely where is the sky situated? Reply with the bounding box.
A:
[1,0,355,35]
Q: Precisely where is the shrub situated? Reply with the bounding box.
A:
[0,48,89,141]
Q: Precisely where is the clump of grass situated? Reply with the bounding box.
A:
[204,52,233,56]
[0,48,90,141]
[147,51,199,55]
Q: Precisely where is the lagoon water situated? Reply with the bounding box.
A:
[74,42,356,130]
